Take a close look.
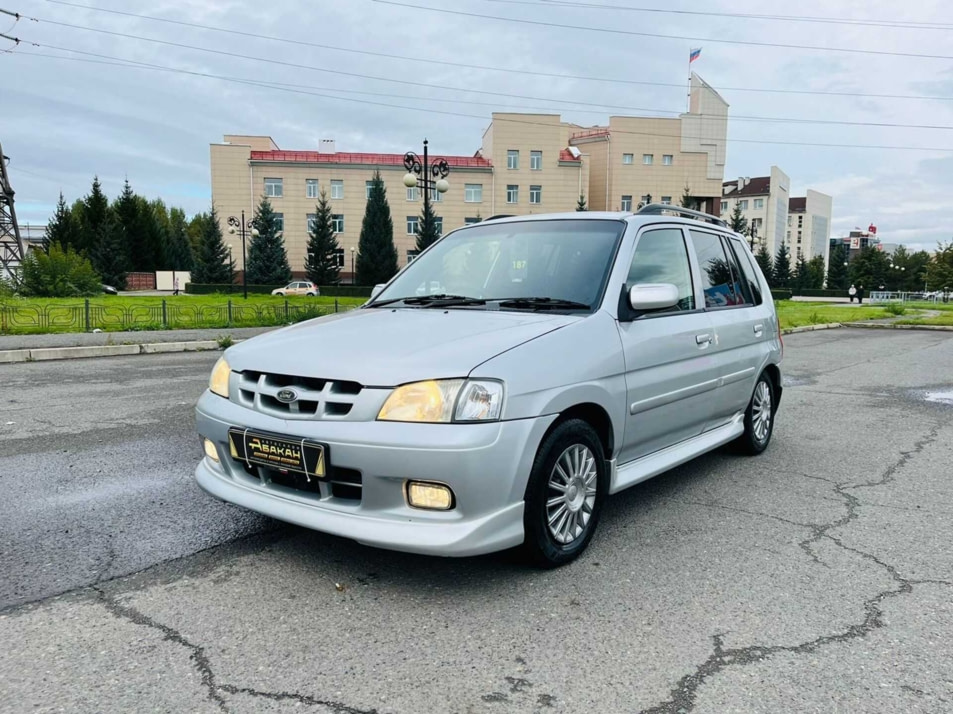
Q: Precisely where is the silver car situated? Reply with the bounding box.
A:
[195,205,782,567]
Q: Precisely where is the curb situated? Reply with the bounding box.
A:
[841,322,953,332]
[0,339,225,364]
[781,323,843,335]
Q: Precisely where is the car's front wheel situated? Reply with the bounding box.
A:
[522,419,608,568]
[274,291,285,297]
[734,372,776,455]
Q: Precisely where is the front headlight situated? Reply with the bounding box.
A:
[377,379,503,423]
[209,356,231,398]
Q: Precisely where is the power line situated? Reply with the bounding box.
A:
[11,44,953,153]
[373,0,953,61]
[37,0,953,103]
[481,0,953,30]
[20,23,953,133]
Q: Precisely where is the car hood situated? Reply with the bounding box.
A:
[225,307,580,386]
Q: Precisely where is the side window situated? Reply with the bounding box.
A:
[733,242,765,305]
[627,228,695,312]
[721,238,757,305]
[689,230,747,308]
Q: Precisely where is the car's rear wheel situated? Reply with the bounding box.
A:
[275,291,285,297]
[734,372,775,455]
[306,292,316,297]
[522,419,607,568]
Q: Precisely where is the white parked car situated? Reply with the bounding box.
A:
[272,281,319,297]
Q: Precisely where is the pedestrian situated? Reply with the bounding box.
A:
[173,276,179,296]
[848,284,857,303]
[857,284,864,304]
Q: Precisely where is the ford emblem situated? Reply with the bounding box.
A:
[276,388,298,404]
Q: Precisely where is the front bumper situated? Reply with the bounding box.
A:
[195,391,557,557]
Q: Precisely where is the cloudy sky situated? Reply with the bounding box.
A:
[4,0,953,251]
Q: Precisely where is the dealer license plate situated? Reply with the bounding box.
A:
[227,428,326,479]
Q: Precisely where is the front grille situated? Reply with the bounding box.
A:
[234,370,364,420]
[239,460,363,502]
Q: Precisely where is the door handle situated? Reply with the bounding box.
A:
[754,323,764,335]
[695,333,712,345]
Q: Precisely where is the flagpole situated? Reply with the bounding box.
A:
[687,54,691,112]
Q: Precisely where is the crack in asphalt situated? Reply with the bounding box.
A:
[93,586,229,713]
[638,421,950,714]
[218,685,381,713]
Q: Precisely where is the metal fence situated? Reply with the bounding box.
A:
[869,291,951,304]
[0,299,348,334]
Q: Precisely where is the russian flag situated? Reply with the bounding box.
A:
[689,47,701,63]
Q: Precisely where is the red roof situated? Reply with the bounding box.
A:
[570,128,610,141]
[559,149,581,163]
[789,197,806,212]
[250,150,492,169]
[723,177,771,197]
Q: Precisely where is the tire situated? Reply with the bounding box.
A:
[306,292,316,297]
[734,372,776,455]
[275,291,285,297]
[522,419,608,568]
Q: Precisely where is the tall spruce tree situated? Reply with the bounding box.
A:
[91,213,130,289]
[44,193,79,252]
[415,198,441,253]
[305,189,341,285]
[113,180,146,271]
[79,176,110,255]
[826,244,849,290]
[773,242,792,288]
[792,254,810,293]
[576,194,587,211]
[149,198,172,270]
[356,171,398,286]
[246,196,292,285]
[167,208,194,272]
[680,184,695,209]
[807,255,826,290]
[755,242,774,286]
[729,202,748,234]
[191,207,234,284]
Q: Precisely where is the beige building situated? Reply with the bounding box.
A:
[209,73,729,280]
[721,166,791,257]
[569,73,728,215]
[788,190,833,266]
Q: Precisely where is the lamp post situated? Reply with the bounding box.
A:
[403,139,450,231]
[227,211,259,300]
[350,246,356,285]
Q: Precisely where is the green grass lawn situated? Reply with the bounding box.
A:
[774,301,889,329]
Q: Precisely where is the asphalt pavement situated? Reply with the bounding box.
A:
[1,329,952,713]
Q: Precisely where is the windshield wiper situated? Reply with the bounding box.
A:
[494,297,591,311]
[368,294,487,308]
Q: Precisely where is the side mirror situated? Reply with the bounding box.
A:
[629,283,679,312]
[370,284,386,299]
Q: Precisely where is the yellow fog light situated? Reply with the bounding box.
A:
[203,438,220,462]
[406,481,454,511]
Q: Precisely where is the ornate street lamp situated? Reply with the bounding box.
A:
[227,211,259,300]
[350,246,356,285]
[402,139,450,227]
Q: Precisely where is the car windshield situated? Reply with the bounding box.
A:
[371,219,625,311]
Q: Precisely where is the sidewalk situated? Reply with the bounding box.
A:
[0,326,278,363]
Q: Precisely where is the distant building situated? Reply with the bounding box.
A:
[721,166,790,258]
[787,190,833,267]
[830,227,881,263]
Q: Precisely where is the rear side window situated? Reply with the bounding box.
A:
[730,240,764,305]
[627,228,695,312]
[719,237,754,305]
[689,231,748,308]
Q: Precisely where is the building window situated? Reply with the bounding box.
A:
[407,250,420,263]
[642,154,653,165]
[434,217,443,235]
[507,150,519,169]
[530,150,542,170]
[274,213,284,232]
[720,200,728,213]
[366,180,375,199]
[264,178,283,198]
[798,215,803,226]
[306,179,319,198]
[622,153,634,165]
[641,194,652,206]
[464,216,482,224]
[464,183,483,202]
[529,185,542,204]
[506,185,519,203]
[333,248,344,267]
[797,232,802,244]
[430,187,442,202]
[406,186,419,201]
[787,230,791,240]
[787,215,792,226]
[738,199,748,210]
[307,213,317,232]
[621,195,632,211]
[332,214,344,233]
[662,155,673,166]
[330,180,344,199]
[661,196,672,205]
[754,198,764,210]
[406,216,419,235]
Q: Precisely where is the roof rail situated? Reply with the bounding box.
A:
[484,214,516,221]
[636,203,728,228]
